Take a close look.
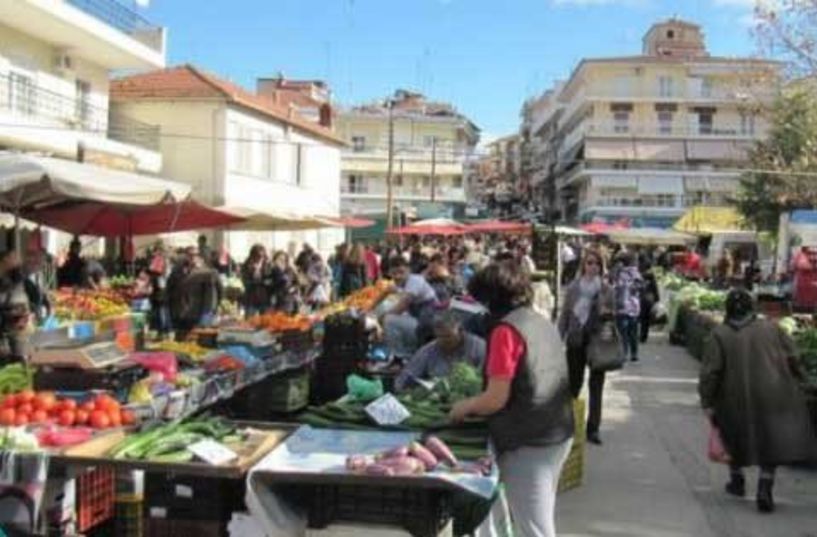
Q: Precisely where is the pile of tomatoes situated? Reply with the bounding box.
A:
[0,390,135,429]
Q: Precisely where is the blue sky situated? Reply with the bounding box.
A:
[140,0,761,139]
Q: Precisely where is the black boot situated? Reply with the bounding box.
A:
[725,473,745,497]
[586,430,603,445]
[757,478,775,513]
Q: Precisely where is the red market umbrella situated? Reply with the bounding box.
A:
[468,220,532,234]
[387,225,466,236]
[26,199,244,237]
[328,216,376,229]
[580,222,630,235]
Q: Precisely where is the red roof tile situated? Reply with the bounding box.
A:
[111,65,344,146]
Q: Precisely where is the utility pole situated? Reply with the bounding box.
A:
[385,100,395,229]
[430,137,437,203]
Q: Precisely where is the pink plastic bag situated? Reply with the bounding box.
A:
[708,423,731,464]
[130,352,178,382]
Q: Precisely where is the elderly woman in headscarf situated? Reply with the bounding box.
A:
[699,288,817,513]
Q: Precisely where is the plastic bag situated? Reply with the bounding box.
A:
[130,352,178,382]
[41,315,60,331]
[707,423,731,464]
[346,374,383,402]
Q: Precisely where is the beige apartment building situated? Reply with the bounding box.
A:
[336,90,479,219]
[532,18,780,227]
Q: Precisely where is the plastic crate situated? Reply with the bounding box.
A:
[230,367,311,418]
[143,518,222,537]
[143,474,245,525]
[558,398,586,494]
[115,494,143,537]
[76,467,116,533]
[303,484,453,537]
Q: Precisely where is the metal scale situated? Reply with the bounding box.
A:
[30,340,129,369]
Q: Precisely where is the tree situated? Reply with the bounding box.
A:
[755,0,817,77]
[737,90,817,233]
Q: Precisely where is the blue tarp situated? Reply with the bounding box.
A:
[790,210,817,224]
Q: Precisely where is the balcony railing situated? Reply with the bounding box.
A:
[341,184,466,201]
[0,72,160,151]
[343,143,472,162]
[67,0,163,52]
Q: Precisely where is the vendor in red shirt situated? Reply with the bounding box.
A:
[451,261,574,537]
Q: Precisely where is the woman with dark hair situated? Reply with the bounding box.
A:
[700,289,816,513]
[269,251,301,314]
[558,249,611,445]
[241,244,271,317]
[339,244,368,298]
[424,253,454,304]
[451,262,574,537]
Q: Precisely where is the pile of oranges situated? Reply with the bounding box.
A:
[343,280,393,311]
[249,311,312,333]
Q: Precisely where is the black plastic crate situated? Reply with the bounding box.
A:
[228,367,311,418]
[34,362,147,401]
[323,313,368,346]
[303,484,452,537]
[143,474,245,524]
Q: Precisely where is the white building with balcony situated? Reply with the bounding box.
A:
[0,0,166,173]
[111,65,345,260]
[336,90,479,219]
[543,18,780,227]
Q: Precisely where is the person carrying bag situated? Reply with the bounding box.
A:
[558,249,620,446]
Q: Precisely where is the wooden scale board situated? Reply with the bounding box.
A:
[30,341,129,369]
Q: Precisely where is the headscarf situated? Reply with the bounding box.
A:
[725,288,755,329]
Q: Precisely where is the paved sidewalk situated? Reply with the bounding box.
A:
[556,335,817,537]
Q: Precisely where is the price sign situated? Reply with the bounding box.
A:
[187,439,238,466]
[365,394,411,426]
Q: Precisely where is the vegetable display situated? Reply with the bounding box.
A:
[0,391,134,429]
[794,328,817,388]
[344,436,492,478]
[108,416,240,462]
[0,364,33,396]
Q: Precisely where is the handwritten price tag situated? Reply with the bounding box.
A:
[365,394,411,426]
[187,439,238,466]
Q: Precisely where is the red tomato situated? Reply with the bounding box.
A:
[2,395,17,408]
[33,392,57,412]
[58,410,76,427]
[0,408,15,426]
[120,410,135,426]
[108,411,122,427]
[31,409,48,423]
[17,403,33,416]
[95,395,118,412]
[80,401,96,413]
[17,389,35,404]
[60,399,77,412]
[90,410,110,429]
[14,413,29,426]
[75,409,90,425]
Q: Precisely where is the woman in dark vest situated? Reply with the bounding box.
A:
[451,261,574,537]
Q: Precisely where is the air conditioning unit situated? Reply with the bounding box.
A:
[54,52,74,74]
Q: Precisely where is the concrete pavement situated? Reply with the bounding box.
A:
[556,334,817,537]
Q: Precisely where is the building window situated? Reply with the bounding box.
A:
[613,110,630,133]
[451,176,463,189]
[740,112,756,136]
[701,77,713,98]
[261,135,274,178]
[657,110,673,134]
[351,136,366,152]
[658,76,674,98]
[347,175,367,194]
[423,135,437,148]
[420,176,431,189]
[612,160,628,170]
[250,129,265,177]
[9,72,35,116]
[230,122,252,173]
[75,79,91,126]
[393,174,403,187]
[667,30,675,39]
[698,110,714,135]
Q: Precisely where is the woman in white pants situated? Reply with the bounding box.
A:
[452,261,574,537]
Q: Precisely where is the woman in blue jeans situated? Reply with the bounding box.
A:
[612,252,643,362]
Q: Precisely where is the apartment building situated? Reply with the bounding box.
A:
[0,0,166,173]
[111,65,345,260]
[336,90,479,219]
[539,18,780,227]
[475,134,522,211]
